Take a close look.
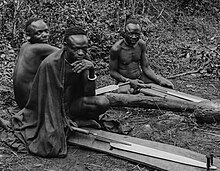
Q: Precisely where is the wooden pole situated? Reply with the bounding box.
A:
[105,93,196,112]
[104,93,220,124]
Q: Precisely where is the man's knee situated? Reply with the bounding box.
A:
[77,96,109,120]
[80,96,109,112]
[141,74,155,84]
[96,96,110,112]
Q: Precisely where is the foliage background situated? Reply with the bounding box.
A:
[0,0,220,87]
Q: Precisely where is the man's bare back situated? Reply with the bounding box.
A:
[13,18,59,109]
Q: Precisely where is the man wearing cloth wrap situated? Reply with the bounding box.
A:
[12,26,109,157]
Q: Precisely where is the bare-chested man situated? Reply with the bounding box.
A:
[13,18,59,109]
[110,18,174,93]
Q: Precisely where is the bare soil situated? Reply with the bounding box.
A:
[1,74,220,171]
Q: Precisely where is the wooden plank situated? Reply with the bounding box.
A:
[140,88,188,102]
[68,128,220,171]
[147,83,207,102]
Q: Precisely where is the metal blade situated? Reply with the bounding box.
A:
[95,85,119,95]
[95,82,130,95]
[110,142,217,170]
[71,127,131,145]
[166,91,203,103]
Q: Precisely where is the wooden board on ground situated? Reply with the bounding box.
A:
[68,128,220,171]
[140,88,188,102]
[147,83,207,102]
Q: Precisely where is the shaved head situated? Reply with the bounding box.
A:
[64,26,87,43]
[25,17,41,33]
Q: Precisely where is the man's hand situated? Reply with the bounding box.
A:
[158,77,174,89]
[71,59,94,73]
[129,79,146,89]
[70,119,101,129]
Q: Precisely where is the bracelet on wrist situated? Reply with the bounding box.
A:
[125,78,130,82]
[88,75,97,81]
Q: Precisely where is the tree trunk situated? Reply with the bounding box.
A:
[105,93,197,112]
[194,100,220,124]
[104,93,220,124]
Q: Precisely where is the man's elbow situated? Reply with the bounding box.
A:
[109,70,114,77]
[109,70,117,79]
[142,65,150,71]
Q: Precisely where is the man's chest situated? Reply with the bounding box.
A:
[119,46,142,64]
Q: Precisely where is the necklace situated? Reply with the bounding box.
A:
[65,58,73,67]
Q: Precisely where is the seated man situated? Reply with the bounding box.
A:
[109,18,174,93]
[13,17,59,109]
[12,26,110,157]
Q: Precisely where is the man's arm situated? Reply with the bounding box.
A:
[109,47,128,83]
[140,41,174,88]
[140,41,161,84]
[31,43,59,60]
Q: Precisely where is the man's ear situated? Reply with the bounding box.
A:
[25,32,31,41]
[63,42,68,51]
[26,36,31,41]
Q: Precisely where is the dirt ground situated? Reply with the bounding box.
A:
[0,73,220,171]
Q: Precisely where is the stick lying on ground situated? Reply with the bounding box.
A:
[168,59,210,79]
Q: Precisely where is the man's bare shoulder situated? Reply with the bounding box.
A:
[26,43,59,56]
[137,39,146,48]
[111,39,124,52]
[19,42,31,50]
[29,43,58,50]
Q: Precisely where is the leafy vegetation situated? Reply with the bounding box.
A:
[0,0,220,85]
[0,0,220,170]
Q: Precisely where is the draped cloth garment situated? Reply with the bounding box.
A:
[13,49,69,157]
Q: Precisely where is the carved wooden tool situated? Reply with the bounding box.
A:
[70,126,131,145]
[71,127,217,170]
[68,128,220,171]
[110,142,217,170]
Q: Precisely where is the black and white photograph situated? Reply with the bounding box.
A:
[0,0,220,170]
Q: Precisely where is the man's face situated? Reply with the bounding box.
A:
[124,23,141,46]
[28,20,49,43]
[65,35,88,63]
